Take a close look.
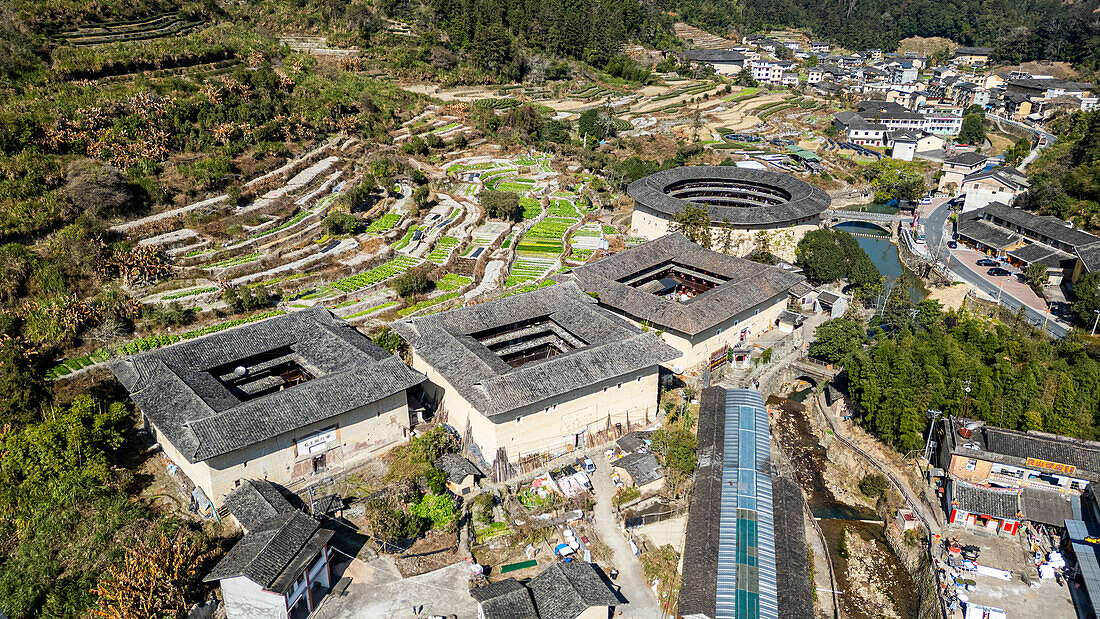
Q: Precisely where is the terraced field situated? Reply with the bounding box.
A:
[515,217,573,257]
[547,199,581,218]
[366,213,402,234]
[331,256,421,293]
[436,273,472,291]
[426,236,459,264]
[519,197,543,219]
[394,225,425,250]
[506,257,556,287]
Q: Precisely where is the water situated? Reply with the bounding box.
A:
[832,221,929,304]
[769,395,920,619]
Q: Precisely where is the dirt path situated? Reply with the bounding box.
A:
[591,456,660,618]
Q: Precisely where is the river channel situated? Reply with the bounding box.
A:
[834,207,930,305]
[770,385,919,619]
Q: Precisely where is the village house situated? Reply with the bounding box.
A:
[953,46,993,66]
[612,451,665,494]
[206,479,335,618]
[679,49,747,76]
[934,417,1094,536]
[569,233,805,369]
[938,151,988,193]
[811,41,830,53]
[391,283,679,481]
[110,306,427,506]
[956,201,1100,283]
[469,561,621,619]
[833,111,887,146]
[960,166,1029,211]
[435,452,483,495]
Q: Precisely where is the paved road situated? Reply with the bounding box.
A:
[920,199,1070,338]
[591,456,661,618]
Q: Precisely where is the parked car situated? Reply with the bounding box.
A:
[988,267,1011,276]
[582,457,595,474]
[919,196,933,205]
[976,258,999,267]
[948,240,957,249]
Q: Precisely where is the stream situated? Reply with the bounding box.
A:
[771,385,919,619]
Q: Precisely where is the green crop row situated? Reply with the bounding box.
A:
[519,197,542,219]
[330,256,421,293]
[427,237,459,264]
[366,213,402,234]
[394,225,425,250]
[161,286,218,300]
[436,273,472,291]
[398,292,461,317]
[208,252,260,269]
[474,98,520,110]
[346,301,399,318]
[251,210,311,240]
[547,199,580,218]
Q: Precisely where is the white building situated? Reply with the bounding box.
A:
[961,167,1030,212]
[206,480,334,619]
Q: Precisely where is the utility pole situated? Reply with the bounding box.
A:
[922,409,944,476]
[962,379,971,419]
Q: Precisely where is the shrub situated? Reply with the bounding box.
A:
[410,494,455,529]
[324,211,362,235]
[859,473,889,499]
[391,264,433,298]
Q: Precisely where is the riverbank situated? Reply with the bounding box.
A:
[769,383,928,619]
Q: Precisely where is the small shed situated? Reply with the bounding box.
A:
[613,452,665,494]
[776,310,806,333]
[436,453,482,495]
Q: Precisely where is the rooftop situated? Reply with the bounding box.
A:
[436,453,482,484]
[224,478,294,532]
[570,234,804,336]
[977,202,1100,250]
[469,578,538,619]
[613,451,664,487]
[528,561,622,619]
[683,49,747,63]
[111,307,426,462]
[944,417,1100,480]
[627,166,830,227]
[681,387,778,619]
[204,509,334,593]
[391,283,679,418]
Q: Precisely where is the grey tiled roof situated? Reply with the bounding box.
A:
[469,578,538,619]
[570,233,804,336]
[111,306,426,462]
[1020,487,1074,526]
[614,452,664,487]
[683,49,746,63]
[834,110,884,131]
[528,562,621,619]
[978,202,1100,249]
[1078,242,1100,274]
[951,481,1020,521]
[204,510,333,592]
[1008,242,1076,269]
[957,215,1022,249]
[627,166,831,227]
[617,430,652,453]
[224,479,294,532]
[947,154,987,171]
[983,426,1100,475]
[962,168,1028,191]
[436,453,482,484]
[391,283,680,418]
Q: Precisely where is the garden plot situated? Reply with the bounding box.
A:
[519,197,543,220]
[547,198,581,218]
[330,255,422,293]
[426,236,459,264]
[366,213,402,234]
[470,221,510,247]
[515,217,573,258]
[506,256,557,287]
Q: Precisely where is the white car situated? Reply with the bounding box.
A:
[605,448,614,460]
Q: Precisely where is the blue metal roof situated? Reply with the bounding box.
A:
[1066,518,1100,616]
[715,389,778,619]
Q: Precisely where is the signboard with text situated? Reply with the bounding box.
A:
[1026,457,1076,476]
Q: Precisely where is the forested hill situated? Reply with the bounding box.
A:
[702,0,1100,73]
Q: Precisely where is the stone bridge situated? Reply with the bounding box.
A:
[821,209,902,237]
